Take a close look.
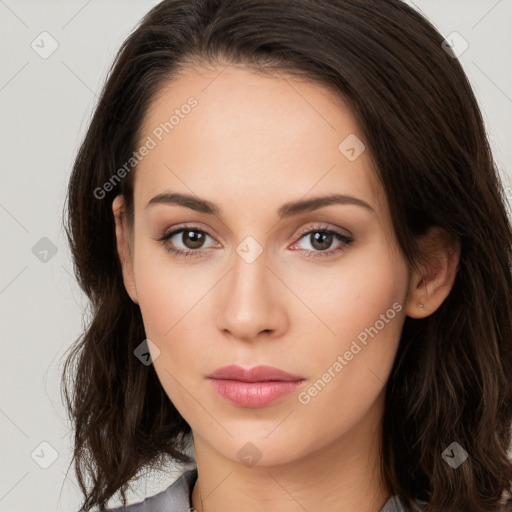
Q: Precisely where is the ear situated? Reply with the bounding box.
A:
[405,226,460,319]
[112,195,139,304]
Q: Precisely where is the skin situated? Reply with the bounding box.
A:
[112,62,460,512]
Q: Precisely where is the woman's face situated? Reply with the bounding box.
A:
[116,63,415,466]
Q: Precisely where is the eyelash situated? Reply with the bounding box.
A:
[155,223,354,260]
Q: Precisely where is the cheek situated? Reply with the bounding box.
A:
[135,267,176,340]
[302,246,407,344]
[293,245,409,402]
[133,240,206,339]
[132,246,203,415]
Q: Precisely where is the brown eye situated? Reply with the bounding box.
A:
[291,225,354,259]
[156,225,216,258]
[178,229,207,249]
[309,231,335,251]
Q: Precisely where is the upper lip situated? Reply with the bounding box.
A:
[207,364,304,382]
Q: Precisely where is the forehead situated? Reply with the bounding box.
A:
[134,63,387,219]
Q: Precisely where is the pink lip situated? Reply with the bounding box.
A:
[207,364,304,382]
[207,365,306,408]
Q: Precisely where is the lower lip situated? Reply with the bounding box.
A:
[208,378,305,408]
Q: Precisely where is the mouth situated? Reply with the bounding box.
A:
[206,365,306,408]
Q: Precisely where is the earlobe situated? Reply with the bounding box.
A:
[112,195,139,305]
[405,227,460,319]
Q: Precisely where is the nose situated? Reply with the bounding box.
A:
[216,249,289,343]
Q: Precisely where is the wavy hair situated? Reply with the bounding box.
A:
[61,0,512,510]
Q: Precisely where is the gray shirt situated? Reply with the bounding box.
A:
[103,468,428,511]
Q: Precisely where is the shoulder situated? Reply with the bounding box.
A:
[103,468,198,512]
[380,495,429,512]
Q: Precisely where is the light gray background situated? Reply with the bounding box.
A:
[1,1,511,511]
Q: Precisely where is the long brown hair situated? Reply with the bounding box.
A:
[61,0,512,510]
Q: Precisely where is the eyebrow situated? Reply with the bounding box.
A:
[145,192,375,218]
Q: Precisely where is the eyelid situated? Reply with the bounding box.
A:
[156,223,220,248]
[293,222,353,240]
